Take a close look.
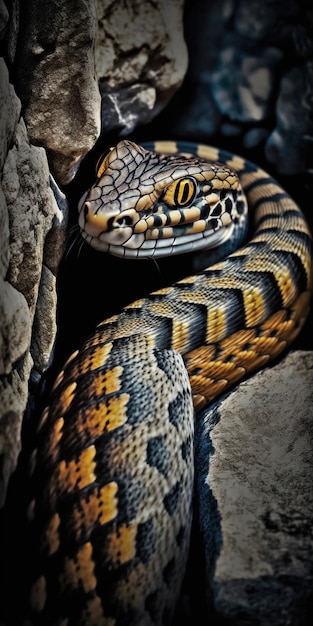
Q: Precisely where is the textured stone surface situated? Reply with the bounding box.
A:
[265,62,313,175]
[100,84,157,135]
[14,0,101,184]
[0,279,30,374]
[0,353,33,508]
[0,59,20,171]
[0,184,9,278]
[0,62,65,506]
[3,121,55,315]
[169,0,313,175]
[196,350,313,624]
[96,0,187,134]
[31,265,57,373]
[211,43,282,122]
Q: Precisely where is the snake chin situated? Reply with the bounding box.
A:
[79,220,236,259]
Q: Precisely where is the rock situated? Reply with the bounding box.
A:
[0,61,65,506]
[100,84,157,135]
[14,0,101,184]
[265,63,313,175]
[2,119,59,317]
[0,59,21,170]
[169,0,313,175]
[0,353,33,508]
[96,0,187,134]
[0,184,9,278]
[12,0,187,184]
[211,43,282,123]
[44,175,69,276]
[0,279,31,375]
[195,350,313,624]
[292,21,313,59]
[31,265,57,374]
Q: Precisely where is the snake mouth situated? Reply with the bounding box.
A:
[79,220,235,258]
[78,193,239,258]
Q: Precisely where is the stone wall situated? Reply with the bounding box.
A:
[0,55,63,508]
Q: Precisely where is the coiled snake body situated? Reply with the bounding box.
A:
[25,141,312,625]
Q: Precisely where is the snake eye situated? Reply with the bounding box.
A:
[95,147,114,178]
[163,177,197,207]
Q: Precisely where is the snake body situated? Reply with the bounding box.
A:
[25,141,312,625]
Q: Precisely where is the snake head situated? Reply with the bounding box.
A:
[78,140,248,258]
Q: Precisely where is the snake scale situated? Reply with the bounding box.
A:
[23,141,312,626]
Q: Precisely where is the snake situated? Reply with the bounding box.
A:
[23,140,312,626]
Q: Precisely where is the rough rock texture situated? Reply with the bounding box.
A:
[0,58,65,507]
[97,0,187,135]
[12,0,187,184]
[168,0,313,175]
[211,44,282,124]
[196,350,313,624]
[265,62,313,174]
[13,0,101,184]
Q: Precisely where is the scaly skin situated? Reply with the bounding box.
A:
[25,141,312,626]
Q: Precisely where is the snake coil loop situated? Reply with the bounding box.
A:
[24,141,312,626]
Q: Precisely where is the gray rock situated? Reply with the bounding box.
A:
[196,350,313,624]
[0,279,31,374]
[31,265,58,374]
[0,354,33,508]
[172,0,313,174]
[2,119,59,317]
[212,43,282,123]
[100,83,157,135]
[171,0,230,139]
[14,0,101,184]
[265,62,313,175]
[0,183,9,279]
[0,59,21,171]
[96,0,187,134]
[292,21,313,59]
[0,62,65,506]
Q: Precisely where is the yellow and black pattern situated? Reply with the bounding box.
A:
[26,141,312,625]
[27,338,194,626]
[78,140,248,258]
